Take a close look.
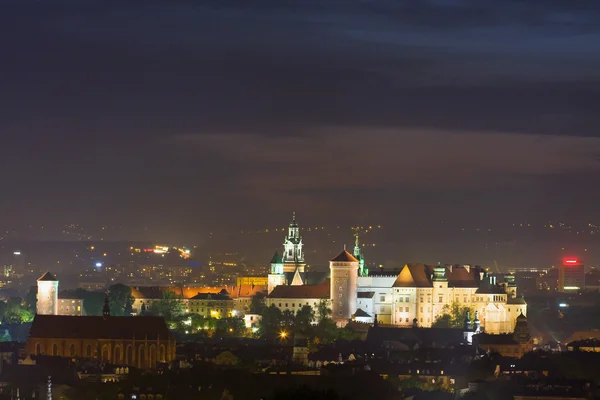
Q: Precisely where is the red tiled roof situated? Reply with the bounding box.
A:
[268,280,330,299]
[28,315,171,340]
[229,284,267,299]
[330,250,358,262]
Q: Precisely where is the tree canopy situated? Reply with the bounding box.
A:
[432,301,475,329]
[108,283,135,316]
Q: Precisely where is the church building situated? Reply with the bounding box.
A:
[27,272,175,369]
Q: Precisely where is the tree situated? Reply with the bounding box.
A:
[108,284,135,316]
[0,329,11,342]
[24,286,37,313]
[259,304,282,338]
[432,301,475,328]
[281,309,295,328]
[249,292,266,314]
[0,301,7,321]
[148,290,184,322]
[316,299,331,323]
[314,301,337,344]
[296,305,315,333]
[74,289,104,316]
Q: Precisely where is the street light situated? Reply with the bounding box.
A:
[279,330,288,339]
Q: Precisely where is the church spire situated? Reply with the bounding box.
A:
[103,292,110,318]
[353,229,367,276]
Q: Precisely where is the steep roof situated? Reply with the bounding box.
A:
[37,272,57,281]
[270,250,283,264]
[28,315,171,340]
[353,308,372,318]
[330,250,358,263]
[393,264,431,287]
[392,264,480,288]
[130,285,267,300]
[190,290,232,301]
[268,279,330,299]
[357,291,375,298]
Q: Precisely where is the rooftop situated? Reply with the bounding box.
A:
[28,315,171,340]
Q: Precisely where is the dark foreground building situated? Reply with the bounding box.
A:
[25,300,175,369]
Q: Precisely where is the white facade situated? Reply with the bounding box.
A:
[37,272,58,315]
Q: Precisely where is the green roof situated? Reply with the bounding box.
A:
[270,250,283,264]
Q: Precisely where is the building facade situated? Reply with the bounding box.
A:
[264,216,527,332]
[26,298,175,369]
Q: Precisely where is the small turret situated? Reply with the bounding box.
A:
[473,311,481,332]
[464,310,472,330]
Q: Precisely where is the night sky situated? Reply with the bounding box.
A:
[2,0,600,250]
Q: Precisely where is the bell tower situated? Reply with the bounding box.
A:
[36,272,58,315]
[282,212,305,272]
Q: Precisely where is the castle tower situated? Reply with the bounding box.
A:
[267,250,285,294]
[329,249,359,327]
[282,213,305,273]
[353,232,368,277]
[36,272,58,315]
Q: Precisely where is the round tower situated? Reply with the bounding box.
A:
[36,272,58,315]
[329,249,359,327]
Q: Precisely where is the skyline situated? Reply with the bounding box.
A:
[2,0,600,245]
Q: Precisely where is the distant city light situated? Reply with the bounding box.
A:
[558,303,568,308]
[95,262,102,268]
[13,251,21,255]
[563,258,580,265]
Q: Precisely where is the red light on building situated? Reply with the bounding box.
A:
[563,258,580,265]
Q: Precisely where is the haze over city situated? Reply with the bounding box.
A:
[2,0,600,263]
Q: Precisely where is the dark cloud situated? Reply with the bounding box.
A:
[1,0,600,243]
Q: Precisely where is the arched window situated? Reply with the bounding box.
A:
[126,345,134,365]
[138,345,146,369]
[35,343,42,355]
[149,345,156,367]
[69,343,76,357]
[85,344,92,357]
[159,345,166,362]
[101,345,110,362]
[114,346,122,364]
[52,344,58,356]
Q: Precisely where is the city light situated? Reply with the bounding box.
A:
[279,330,288,339]
[563,258,580,265]
[13,251,21,255]
[95,262,102,268]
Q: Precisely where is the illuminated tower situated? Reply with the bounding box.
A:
[329,249,359,327]
[267,250,285,295]
[36,272,58,315]
[282,213,305,273]
[353,232,367,276]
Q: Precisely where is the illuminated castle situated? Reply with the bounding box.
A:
[265,215,527,333]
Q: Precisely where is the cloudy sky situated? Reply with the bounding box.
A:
[1,0,600,247]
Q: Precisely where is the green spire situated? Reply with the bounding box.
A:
[270,250,283,264]
[353,231,368,276]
